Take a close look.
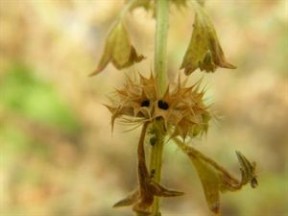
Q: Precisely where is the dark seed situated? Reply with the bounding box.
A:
[251,177,258,188]
[141,99,150,107]
[150,136,157,146]
[158,100,169,110]
[150,169,156,177]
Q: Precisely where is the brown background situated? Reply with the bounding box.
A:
[0,0,287,215]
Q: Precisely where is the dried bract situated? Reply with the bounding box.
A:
[90,22,144,76]
[159,79,210,139]
[180,6,236,75]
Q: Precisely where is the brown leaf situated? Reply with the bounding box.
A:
[236,151,258,188]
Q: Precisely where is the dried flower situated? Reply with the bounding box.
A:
[90,22,144,76]
[107,73,211,139]
[180,6,236,75]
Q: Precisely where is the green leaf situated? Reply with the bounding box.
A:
[0,64,81,133]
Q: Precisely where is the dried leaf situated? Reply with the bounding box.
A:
[236,151,258,188]
[189,155,221,213]
[180,4,236,75]
[173,138,258,214]
[90,22,144,76]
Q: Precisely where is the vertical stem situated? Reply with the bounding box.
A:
[154,0,169,96]
[149,0,169,215]
[149,121,165,216]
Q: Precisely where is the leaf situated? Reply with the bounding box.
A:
[190,154,221,213]
[236,151,258,188]
[173,138,258,214]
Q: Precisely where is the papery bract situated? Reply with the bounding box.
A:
[91,22,144,76]
[180,5,236,75]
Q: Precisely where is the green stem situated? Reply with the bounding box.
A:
[149,121,166,216]
[149,0,169,215]
[154,0,169,96]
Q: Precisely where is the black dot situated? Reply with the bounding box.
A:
[150,136,157,146]
[251,177,258,188]
[158,100,169,110]
[150,169,156,177]
[141,99,150,107]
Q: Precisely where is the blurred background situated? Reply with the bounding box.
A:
[0,0,287,216]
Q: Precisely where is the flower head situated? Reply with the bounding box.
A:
[107,73,211,139]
